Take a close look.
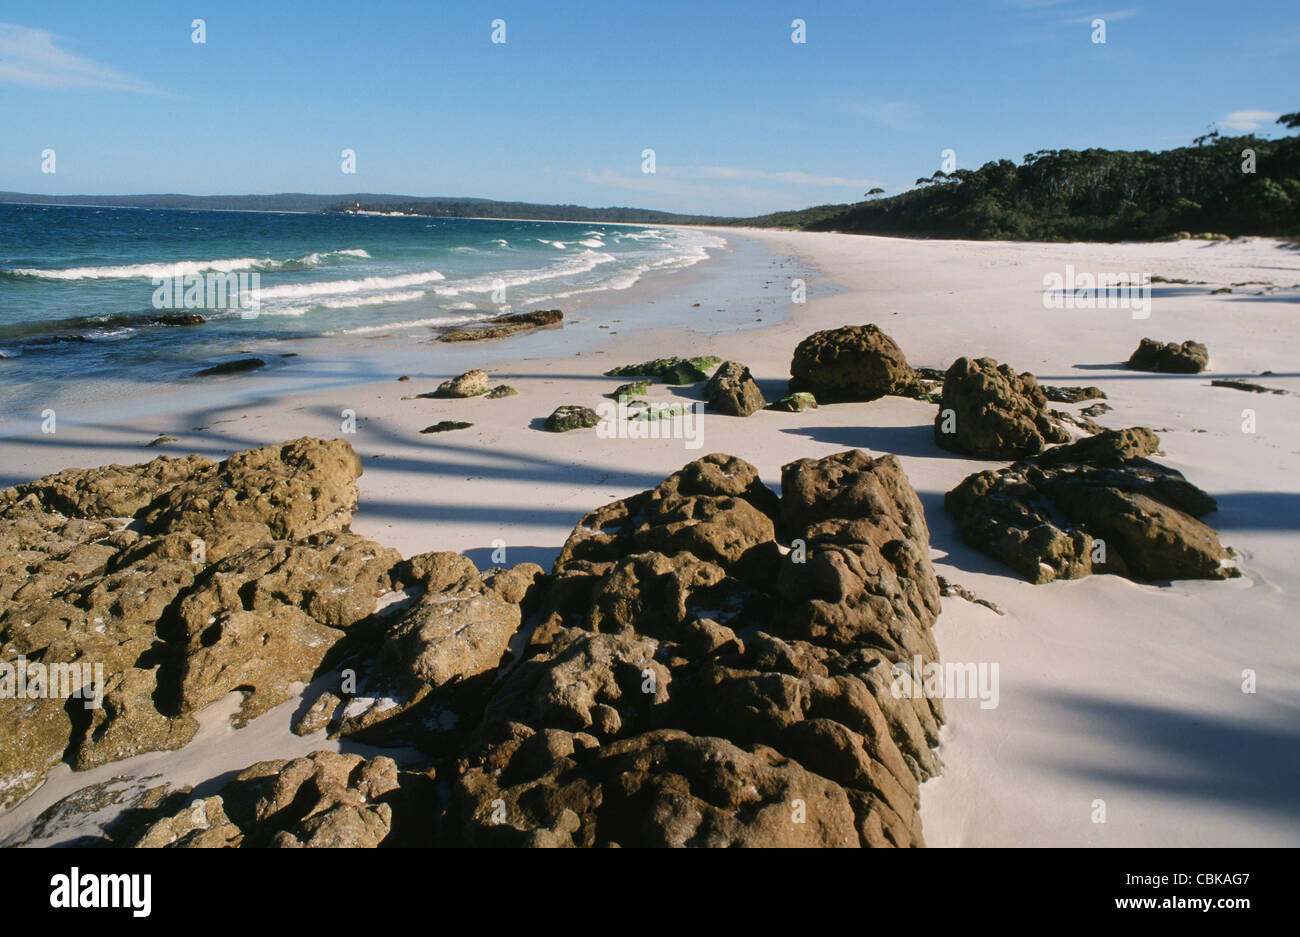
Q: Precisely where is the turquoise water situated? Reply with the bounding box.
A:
[0,204,726,394]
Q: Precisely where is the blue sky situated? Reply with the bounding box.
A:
[1,0,1297,215]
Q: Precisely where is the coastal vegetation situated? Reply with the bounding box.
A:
[743,115,1300,241]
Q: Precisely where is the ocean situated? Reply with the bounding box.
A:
[0,203,729,407]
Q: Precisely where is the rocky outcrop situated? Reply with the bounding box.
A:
[2,453,214,519]
[139,437,363,562]
[445,451,945,847]
[1127,338,1208,373]
[288,551,544,749]
[438,309,562,342]
[945,428,1234,584]
[704,361,766,416]
[789,325,917,402]
[0,438,384,807]
[133,751,436,848]
[4,441,949,849]
[378,585,522,689]
[933,357,1070,459]
[431,369,491,398]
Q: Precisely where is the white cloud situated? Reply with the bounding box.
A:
[0,22,166,94]
[1218,110,1281,132]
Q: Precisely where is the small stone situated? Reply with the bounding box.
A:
[421,421,473,434]
[1042,385,1107,404]
[770,392,818,412]
[609,381,650,399]
[432,369,491,398]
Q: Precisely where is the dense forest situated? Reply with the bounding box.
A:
[741,113,1300,241]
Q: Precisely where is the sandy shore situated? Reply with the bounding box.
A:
[3,228,1298,847]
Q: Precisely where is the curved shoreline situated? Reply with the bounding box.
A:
[1,230,1297,847]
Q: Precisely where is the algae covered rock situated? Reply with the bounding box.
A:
[544,405,601,432]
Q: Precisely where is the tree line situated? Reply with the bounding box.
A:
[740,113,1300,241]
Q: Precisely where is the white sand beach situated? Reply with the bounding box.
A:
[2,229,1297,847]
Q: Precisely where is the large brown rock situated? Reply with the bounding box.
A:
[1126,338,1208,373]
[134,751,436,848]
[378,588,521,689]
[933,356,1070,459]
[289,553,545,747]
[789,324,917,402]
[704,360,766,416]
[0,696,74,810]
[1,453,214,520]
[141,437,364,562]
[0,438,400,807]
[168,530,400,724]
[73,669,199,770]
[452,729,862,847]
[447,450,945,847]
[779,451,942,660]
[945,428,1233,583]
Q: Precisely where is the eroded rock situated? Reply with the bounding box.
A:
[431,369,491,398]
[0,439,395,806]
[438,309,562,342]
[945,428,1233,583]
[1127,338,1208,374]
[789,324,916,402]
[933,357,1070,459]
[134,751,436,848]
[447,450,945,847]
[704,361,766,416]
